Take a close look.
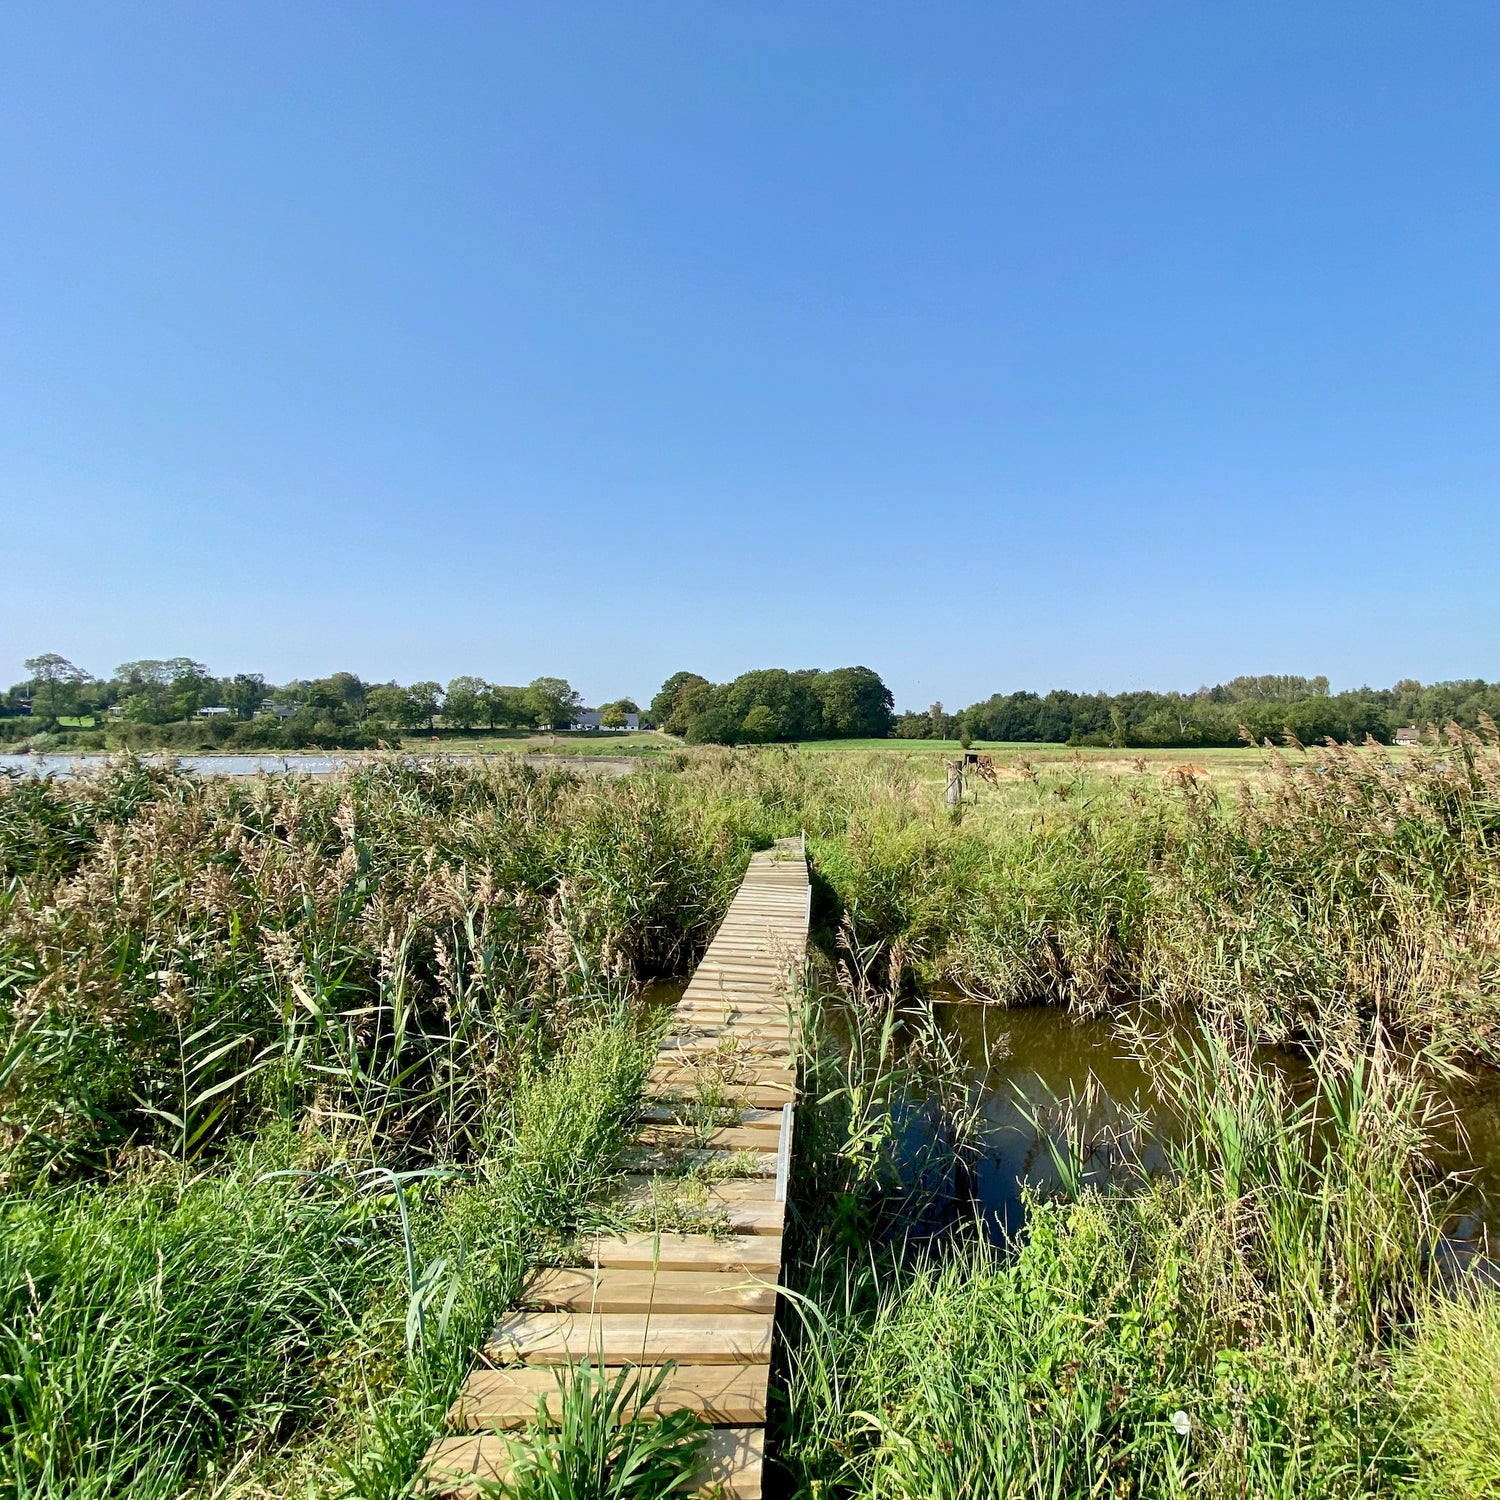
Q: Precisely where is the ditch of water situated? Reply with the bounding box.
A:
[898,1001,1500,1255]
[646,978,1500,1256]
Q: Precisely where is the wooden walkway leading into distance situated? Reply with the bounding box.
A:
[424,838,810,1499]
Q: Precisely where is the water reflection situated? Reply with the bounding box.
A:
[889,1001,1500,1254]
[0,752,635,780]
[634,978,1499,1255]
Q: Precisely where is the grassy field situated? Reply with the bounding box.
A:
[393,729,674,756]
[2,737,1497,1497]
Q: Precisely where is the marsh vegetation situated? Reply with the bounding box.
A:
[1,730,1497,1497]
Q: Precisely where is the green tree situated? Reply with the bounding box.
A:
[364,684,406,727]
[739,704,780,742]
[665,679,718,736]
[684,702,743,745]
[649,672,707,726]
[403,682,443,730]
[24,654,89,719]
[317,672,368,720]
[527,677,581,730]
[478,684,535,729]
[599,698,639,729]
[112,658,212,722]
[225,673,266,720]
[812,666,894,738]
[444,676,489,730]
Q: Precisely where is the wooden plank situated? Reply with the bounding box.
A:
[582,1232,783,1273]
[487,1311,774,1365]
[659,1036,792,1053]
[624,1147,778,1178]
[638,1104,784,1128]
[646,1070,796,1096]
[672,999,790,1011]
[695,959,796,972]
[650,1059,796,1081]
[668,1016,791,1031]
[424,1426,765,1499]
[671,1007,792,1023]
[659,1040,792,1060]
[668,1010,792,1025]
[646,1081,795,1107]
[635,1124,783,1150]
[667,1004,793,1018]
[666,1027,792,1040]
[448,1363,770,1429]
[618,1176,786,1234]
[522,1266,778,1314]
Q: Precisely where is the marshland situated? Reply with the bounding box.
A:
[3,733,1498,1499]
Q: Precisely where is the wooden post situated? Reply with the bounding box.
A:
[946,760,963,819]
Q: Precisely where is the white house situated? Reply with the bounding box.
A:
[569,710,640,732]
[197,706,232,718]
[1393,725,1420,747]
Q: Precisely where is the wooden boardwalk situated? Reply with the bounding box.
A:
[424,838,810,1499]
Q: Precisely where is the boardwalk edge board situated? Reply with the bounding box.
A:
[423,838,808,1499]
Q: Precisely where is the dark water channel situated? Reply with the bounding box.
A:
[898,1001,1500,1255]
[641,978,1500,1256]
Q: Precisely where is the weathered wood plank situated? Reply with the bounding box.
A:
[646,1081,795,1108]
[522,1266,778,1314]
[447,1363,770,1429]
[624,1146,778,1178]
[618,1175,786,1234]
[635,1124,783,1151]
[424,1425,765,1498]
[487,1311,774,1365]
[636,1104,785,1129]
[581,1232,783,1273]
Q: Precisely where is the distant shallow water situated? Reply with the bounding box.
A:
[0,752,636,780]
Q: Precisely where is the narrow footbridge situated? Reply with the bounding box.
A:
[424,837,810,1499]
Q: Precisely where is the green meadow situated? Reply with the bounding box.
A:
[1,734,1496,1498]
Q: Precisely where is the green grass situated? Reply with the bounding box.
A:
[492,1361,707,1500]
[1395,1286,1500,1499]
[3,737,1498,1497]
[0,756,731,1498]
[0,1012,657,1500]
[395,729,674,756]
[779,977,1489,1499]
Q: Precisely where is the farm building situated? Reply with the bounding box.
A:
[570,710,640,731]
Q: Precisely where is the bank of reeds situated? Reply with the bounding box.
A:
[0,757,733,1497]
[668,729,1500,1062]
[1,757,749,1181]
[4,738,1498,1497]
[780,974,1496,1498]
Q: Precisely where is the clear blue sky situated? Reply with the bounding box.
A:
[3,3,1496,711]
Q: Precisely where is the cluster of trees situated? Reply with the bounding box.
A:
[2,656,635,749]
[895,674,1500,748]
[12,652,1496,754]
[649,666,895,743]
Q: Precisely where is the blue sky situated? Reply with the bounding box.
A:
[2,3,1496,711]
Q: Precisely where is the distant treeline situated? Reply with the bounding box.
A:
[9,654,1497,753]
[2,655,626,750]
[648,667,895,743]
[896,674,1500,747]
